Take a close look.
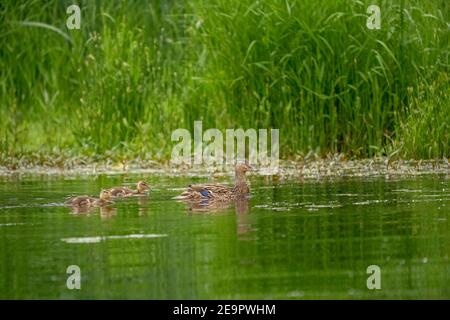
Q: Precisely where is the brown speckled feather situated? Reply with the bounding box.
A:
[65,196,97,207]
[105,181,150,197]
[65,190,113,207]
[65,196,111,207]
[174,163,252,202]
[107,187,135,197]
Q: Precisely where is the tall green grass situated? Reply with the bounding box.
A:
[0,0,448,164]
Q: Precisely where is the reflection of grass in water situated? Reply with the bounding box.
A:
[0,0,448,163]
[0,175,448,298]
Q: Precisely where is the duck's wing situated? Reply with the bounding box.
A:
[192,184,232,196]
[65,196,96,207]
[174,183,232,200]
[106,187,134,197]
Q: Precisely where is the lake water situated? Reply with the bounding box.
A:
[0,173,449,299]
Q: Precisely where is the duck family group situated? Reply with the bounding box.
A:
[64,163,252,208]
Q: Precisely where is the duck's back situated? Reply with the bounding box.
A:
[176,183,233,200]
[65,196,96,207]
[107,187,134,197]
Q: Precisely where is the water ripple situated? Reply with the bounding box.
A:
[61,233,168,244]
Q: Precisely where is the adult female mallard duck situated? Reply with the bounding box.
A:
[106,181,150,197]
[65,190,113,207]
[174,162,252,201]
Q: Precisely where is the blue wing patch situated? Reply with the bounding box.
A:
[200,190,210,198]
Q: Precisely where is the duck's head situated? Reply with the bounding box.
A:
[137,181,150,193]
[99,190,112,201]
[235,161,253,175]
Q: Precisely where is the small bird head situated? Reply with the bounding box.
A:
[137,181,150,193]
[235,161,253,175]
[99,190,112,201]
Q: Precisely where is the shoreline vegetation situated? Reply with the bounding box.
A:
[0,156,448,179]
[1,0,449,166]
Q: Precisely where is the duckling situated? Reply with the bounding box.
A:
[65,190,113,207]
[106,181,150,197]
[174,162,252,201]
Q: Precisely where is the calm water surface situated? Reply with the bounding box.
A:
[0,173,449,299]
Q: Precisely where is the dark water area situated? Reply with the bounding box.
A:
[0,173,449,299]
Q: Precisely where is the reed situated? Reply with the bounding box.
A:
[0,0,448,164]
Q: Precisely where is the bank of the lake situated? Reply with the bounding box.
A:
[0,157,448,179]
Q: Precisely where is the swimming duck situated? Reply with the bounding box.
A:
[174,162,252,201]
[65,190,113,207]
[106,181,150,197]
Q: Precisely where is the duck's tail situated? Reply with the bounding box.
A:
[173,195,189,200]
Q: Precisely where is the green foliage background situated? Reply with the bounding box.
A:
[0,0,449,164]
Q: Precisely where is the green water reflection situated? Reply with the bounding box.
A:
[0,174,449,299]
